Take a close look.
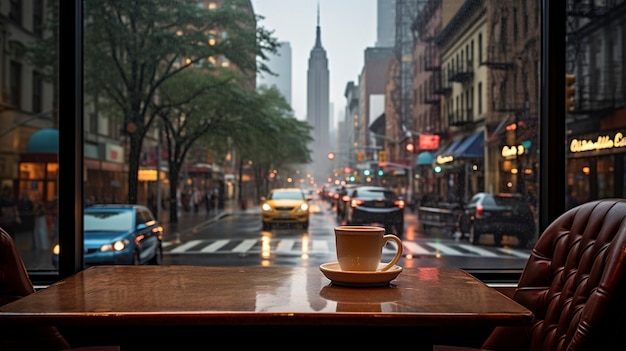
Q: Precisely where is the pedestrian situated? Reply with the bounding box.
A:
[33,202,49,251]
[204,190,212,213]
[191,187,202,212]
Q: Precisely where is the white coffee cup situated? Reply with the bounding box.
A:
[334,225,403,272]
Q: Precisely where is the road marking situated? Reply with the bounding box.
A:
[497,247,531,259]
[457,244,499,257]
[164,238,530,259]
[427,242,463,255]
[311,240,329,253]
[232,239,257,253]
[275,239,296,253]
[200,239,229,253]
[401,241,430,255]
[169,240,203,253]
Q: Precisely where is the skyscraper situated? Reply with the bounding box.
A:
[306,4,330,183]
[257,41,292,107]
[376,0,396,47]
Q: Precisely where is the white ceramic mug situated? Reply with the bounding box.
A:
[334,225,403,272]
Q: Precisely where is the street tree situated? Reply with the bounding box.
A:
[156,68,253,223]
[227,86,313,201]
[83,0,279,204]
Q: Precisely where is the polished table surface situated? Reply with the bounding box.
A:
[0,265,532,327]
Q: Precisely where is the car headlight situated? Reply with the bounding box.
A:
[101,239,129,252]
[262,203,272,211]
[299,203,309,211]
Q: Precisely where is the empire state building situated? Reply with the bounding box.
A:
[306,5,330,183]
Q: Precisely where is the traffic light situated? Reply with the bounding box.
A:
[405,143,415,153]
[357,152,364,162]
[378,150,387,162]
[363,169,371,176]
[565,74,575,113]
[377,168,384,176]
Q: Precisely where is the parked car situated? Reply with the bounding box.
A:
[335,183,363,221]
[458,192,536,247]
[261,188,310,230]
[343,185,405,238]
[52,204,163,268]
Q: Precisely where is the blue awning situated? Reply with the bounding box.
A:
[26,128,59,154]
[438,139,462,157]
[452,131,484,159]
[415,151,434,166]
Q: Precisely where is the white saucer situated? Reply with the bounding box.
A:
[319,262,403,287]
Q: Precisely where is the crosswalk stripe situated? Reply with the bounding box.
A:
[457,244,499,257]
[170,240,203,253]
[164,238,530,259]
[276,239,296,253]
[200,239,229,253]
[232,239,257,252]
[402,241,430,255]
[497,247,531,259]
[428,242,463,255]
[311,240,329,253]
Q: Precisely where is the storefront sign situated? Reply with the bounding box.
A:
[419,134,440,150]
[570,132,626,154]
[105,143,124,163]
[501,145,525,158]
[436,155,453,164]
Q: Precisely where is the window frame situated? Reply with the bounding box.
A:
[29,0,567,285]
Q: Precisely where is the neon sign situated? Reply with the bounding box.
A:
[570,132,626,153]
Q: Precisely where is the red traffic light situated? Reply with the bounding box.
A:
[405,143,415,153]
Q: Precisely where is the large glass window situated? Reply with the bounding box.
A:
[1,1,623,285]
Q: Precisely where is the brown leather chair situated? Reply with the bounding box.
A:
[0,226,120,351]
[435,198,626,351]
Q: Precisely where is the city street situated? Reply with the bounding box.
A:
[162,196,530,270]
[13,195,530,271]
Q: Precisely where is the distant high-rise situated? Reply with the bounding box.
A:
[376,0,396,47]
[306,4,330,182]
[257,41,292,107]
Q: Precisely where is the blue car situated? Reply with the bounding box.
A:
[53,204,163,268]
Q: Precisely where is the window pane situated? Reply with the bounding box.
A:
[565,0,626,206]
[71,0,545,272]
[1,0,59,272]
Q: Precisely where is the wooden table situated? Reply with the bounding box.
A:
[0,266,533,349]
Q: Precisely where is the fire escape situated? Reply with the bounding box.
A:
[566,0,618,122]
[390,0,419,160]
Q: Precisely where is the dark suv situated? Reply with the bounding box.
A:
[459,192,536,247]
[343,185,405,237]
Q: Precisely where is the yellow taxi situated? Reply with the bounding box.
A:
[261,188,310,230]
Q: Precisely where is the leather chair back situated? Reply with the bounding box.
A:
[0,227,36,306]
[482,198,626,350]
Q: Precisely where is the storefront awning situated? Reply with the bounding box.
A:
[439,139,462,158]
[416,151,434,165]
[452,131,484,159]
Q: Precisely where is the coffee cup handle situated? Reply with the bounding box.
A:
[379,234,403,271]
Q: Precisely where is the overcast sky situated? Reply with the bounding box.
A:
[251,0,377,125]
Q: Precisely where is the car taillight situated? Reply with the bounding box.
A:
[341,195,350,202]
[394,199,405,209]
[475,204,484,218]
[351,199,364,207]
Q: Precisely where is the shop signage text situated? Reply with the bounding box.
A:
[570,132,626,154]
[501,145,525,158]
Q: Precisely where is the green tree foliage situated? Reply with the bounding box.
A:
[83,0,278,204]
[226,86,313,200]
